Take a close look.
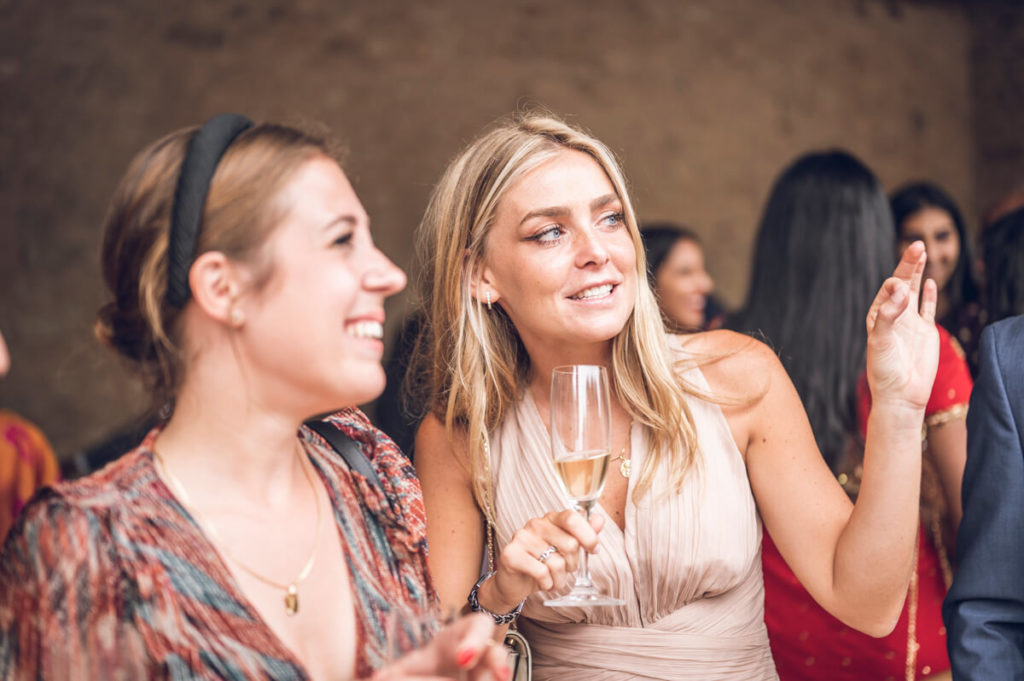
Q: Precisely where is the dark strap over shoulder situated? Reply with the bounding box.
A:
[304,419,383,490]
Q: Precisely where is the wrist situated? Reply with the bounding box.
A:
[867,395,926,420]
[866,403,928,445]
[468,571,524,625]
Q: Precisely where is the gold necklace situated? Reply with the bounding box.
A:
[153,443,323,616]
[905,541,920,681]
[612,421,634,478]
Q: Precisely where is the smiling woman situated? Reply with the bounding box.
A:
[891,182,983,375]
[640,224,716,332]
[410,113,940,681]
[0,115,507,681]
[475,150,637,355]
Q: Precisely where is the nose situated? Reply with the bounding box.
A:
[575,228,611,268]
[698,269,714,295]
[363,247,407,297]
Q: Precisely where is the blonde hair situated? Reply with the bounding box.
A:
[96,122,334,406]
[412,112,704,507]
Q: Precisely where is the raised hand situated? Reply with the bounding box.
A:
[372,613,509,681]
[864,240,939,411]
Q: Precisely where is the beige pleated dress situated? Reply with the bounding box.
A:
[488,340,779,680]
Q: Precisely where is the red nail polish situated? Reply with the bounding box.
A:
[456,648,476,668]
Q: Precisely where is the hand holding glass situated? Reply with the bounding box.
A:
[544,365,624,607]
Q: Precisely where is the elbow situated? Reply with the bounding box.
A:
[837,598,904,638]
[858,615,900,639]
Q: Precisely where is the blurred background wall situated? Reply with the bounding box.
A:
[1,0,1022,458]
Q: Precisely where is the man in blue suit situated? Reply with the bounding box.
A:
[944,314,1024,678]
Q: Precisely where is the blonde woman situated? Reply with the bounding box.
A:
[411,114,939,680]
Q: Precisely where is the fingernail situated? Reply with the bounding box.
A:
[499,663,512,681]
[456,647,476,668]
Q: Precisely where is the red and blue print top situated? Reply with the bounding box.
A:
[0,408,435,680]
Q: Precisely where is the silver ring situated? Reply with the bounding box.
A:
[537,545,558,564]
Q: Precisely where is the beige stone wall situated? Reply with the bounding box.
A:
[0,0,980,455]
[972,0,1024,218]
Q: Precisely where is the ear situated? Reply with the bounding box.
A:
[188,251,245,326]
[467,250,501,306]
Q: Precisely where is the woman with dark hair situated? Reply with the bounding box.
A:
[0,115,506,680]
[639,223,721,331]
[729,152,894,471]
[891,181,983,374]
[731,151,971,680]
[980,206,1024,326]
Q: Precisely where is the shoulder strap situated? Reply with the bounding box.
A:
[304,419,383,490]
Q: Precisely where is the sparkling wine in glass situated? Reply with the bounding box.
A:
[544,364,624,607]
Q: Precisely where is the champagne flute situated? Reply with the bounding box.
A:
[544,364,624,607]
[381,600,442,668]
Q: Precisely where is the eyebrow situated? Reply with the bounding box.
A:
[321,214,360,232]
[518,193,621,226]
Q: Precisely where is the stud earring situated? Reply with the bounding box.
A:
[230,308,244,325]
[485,291,492,311]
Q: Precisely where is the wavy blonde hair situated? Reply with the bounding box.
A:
[411,112,704,507]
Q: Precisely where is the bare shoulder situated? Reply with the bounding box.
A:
[413,413,472,486]
[676,329,784,401]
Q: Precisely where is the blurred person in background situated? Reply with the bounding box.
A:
[0,327,59,542]
[979,206,1024,327]
[730,151,969,681]
[891,181,983,375]
[943,312,1024,679]
[639,223,724,331]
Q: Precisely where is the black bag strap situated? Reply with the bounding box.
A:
[304,419,383,490]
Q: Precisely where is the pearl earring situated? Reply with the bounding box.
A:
[230,308,243,325]
[485,291,492,311]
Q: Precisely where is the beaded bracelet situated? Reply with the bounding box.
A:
[467,571,524,625]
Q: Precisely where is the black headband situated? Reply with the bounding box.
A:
[166,113,254,307]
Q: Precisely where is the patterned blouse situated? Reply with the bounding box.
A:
[0,408,436,680]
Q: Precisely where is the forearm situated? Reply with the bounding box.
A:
[832,401,924,633]
[925,421,967,536]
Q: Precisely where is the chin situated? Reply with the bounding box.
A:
[322,369,386,411]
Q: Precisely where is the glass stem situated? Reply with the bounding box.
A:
[574,501,595,589]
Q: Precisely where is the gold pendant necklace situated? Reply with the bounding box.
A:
[612,420,634,479]
[153,443,322,616]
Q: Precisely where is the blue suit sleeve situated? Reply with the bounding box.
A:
[944,320,1024,679]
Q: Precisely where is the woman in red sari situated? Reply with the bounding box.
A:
[762,324,969,680]
[730,150,968,681]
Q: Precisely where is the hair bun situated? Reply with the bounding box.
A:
[95,301,154,364]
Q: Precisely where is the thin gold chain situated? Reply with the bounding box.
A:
[481,433,497,574]
[153,443,322,597]
[905,540,920,681]
[611,420,634,477]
